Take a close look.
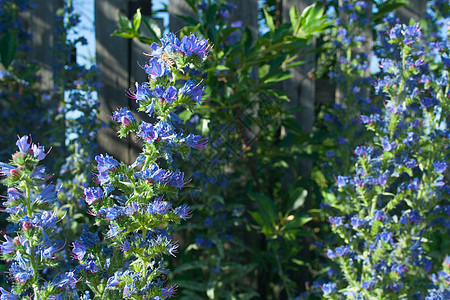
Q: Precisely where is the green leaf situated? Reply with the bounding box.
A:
[111,30,135,39]
[248,193,277,226]
[0,32,18,68]
[263,7,275,32]
[118,14,133,30]
[288,187,308,214]
[142,17,162,40]
[173,260,208,274]
[133,8,142,31]
[174,280,206,292]
[289,5,301,34]
[263,73,291,84]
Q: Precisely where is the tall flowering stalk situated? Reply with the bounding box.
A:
[71,32,211,299]
[322,23,449,299]
[0,136,78,299]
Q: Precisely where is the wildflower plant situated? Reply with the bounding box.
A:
[0,136,78,298]
[322,23,449,299]
[70,32,211,299]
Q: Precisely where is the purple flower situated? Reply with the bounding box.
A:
[85,259,99,273]
[144,58,167,79]
[362,280,373,290]
[0,162,16,177]
[106,225,119,239]
[326,249,336,259]
[168,169,186,188]
[381,136,396,151]
[95,154,119,172]
[183,133,208,150]
[138,122,158,143]
[174,204,192,220]
[350,215,365,229]
[38,184,58,204]
[321,282,337,295]
[373,209,386,221]
[161,285,177,298]
[402,23,421,45]
[433,161,447,174]
[337,175,347,188]
[163,86,178,103]
[72,240,87,260]
[155,122,175,139]
[334,246,351,257]
[127,82,151,103]
[16,136,30,153]
[31,144,46,160]
[328,216,344,226]
[0,235,14,254]
[112,107,135,125]
[180,80,205,103]
[84,187,103,205]
[53,271,78,289]
[408,178,420,191]
[0,288,18,300]
[380,231,393,244]
[148,197,171,214]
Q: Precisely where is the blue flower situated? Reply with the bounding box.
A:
[161,285,177,298]
[138,122,158,142]
[174,204,192,220]
[72,240,87,260]
[433,161,447,174]
[95,154,119,172]
[85,259,99,273]
[328,216,344,226]
[16,136,30,153]
[163,86,178,103]
[148,198,171,214]
[83,187,103,205]
[0,288,18,300]
[180,33,211,57]
[112,107,135,125]
[180,80,205,103]
[127,82,151,103]
[144,58,167,79]
[0,235,14,254]
[183,133,208,150]
[321,282,337,295]
[31,144,47,160]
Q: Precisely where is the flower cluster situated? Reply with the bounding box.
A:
[321,22,449,299]
[69,32,211,299]
[0,136,78,298]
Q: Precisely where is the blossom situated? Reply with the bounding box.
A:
[161,285,177,298]
[31,144,47,160]
[183,133,208,150]
[84,187,103,205]
[72,240,87,260]
[0,288,18,300]
[127,82,151,103]
[163,86,178,103]
[0,235,14,254]
[16,136,30,153]
[321,282,337,295]
[95,154,119,172]
[138,122,158,142]
[179,80,205,103]
[144,58,167,79]
[180,33,211,57]
[112,107,135,125]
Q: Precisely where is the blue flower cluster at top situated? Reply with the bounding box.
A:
[67,32,212,299]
